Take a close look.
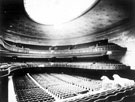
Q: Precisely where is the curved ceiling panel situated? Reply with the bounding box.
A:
[24,0,99,25]
[1,0,134,46]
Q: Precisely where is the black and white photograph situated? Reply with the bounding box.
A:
[0,0,135,102]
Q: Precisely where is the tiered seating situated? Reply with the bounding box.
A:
[1,38,126,58]
[48,62,129,70]
[16,88,55,102]
[13,75,38,90]
[13,75,55,102]
[25,61,130,70]
[31,73,88,99]
[0,61,130,77]
[13,73,135,102]
[47,84,86,99]
[2,39,29,53]
[65,86,135,102]
[3,40,107,55]
[51,73,102,91]
[90,62,129,70]
[95,87,135,102]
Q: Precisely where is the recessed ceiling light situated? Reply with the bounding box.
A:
[24,0,99,25]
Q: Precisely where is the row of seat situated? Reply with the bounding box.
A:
[13,75,39,90]
[31,62,129,70]
[51,73,102,92]
[13,73,135,102]
[8,61,130,72]
[97,44,123,51]
[31,73,135,102]
[16,88,55,102]
[65,86,135,102]
[31,73,89,99]
[3,40,29,53]
[30,73,108,99]
[2,38,124,55]
[13,75,56,102]
[0,61,130,77]
[3,42,106,55]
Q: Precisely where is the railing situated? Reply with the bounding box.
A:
[0,38,126,57]
[0,62,130,77]
[2,39,29,53]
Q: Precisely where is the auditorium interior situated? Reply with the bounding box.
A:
[0,0,135,102]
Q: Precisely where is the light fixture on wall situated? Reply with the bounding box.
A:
[24,0,99,25]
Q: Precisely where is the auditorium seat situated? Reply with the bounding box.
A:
[2,37,126,57]
[11,72,135,102]
[31,73,88,99]
[13,75,56,102]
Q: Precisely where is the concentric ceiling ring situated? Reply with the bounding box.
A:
[24,0,99,25]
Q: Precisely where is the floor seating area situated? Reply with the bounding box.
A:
[50,73,102,91]
[30,73,87,99]
[15,88,55,102]
[13,75,56,102]
[13,73,135,102]
[66,86,135,102]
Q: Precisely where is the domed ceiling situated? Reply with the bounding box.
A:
[0,0,134,46]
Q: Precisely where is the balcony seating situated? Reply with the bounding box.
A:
[1,38,126,58]
[0,61,130,77]
[45,62,129,70]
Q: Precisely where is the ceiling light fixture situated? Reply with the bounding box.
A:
[24,0,99,25]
